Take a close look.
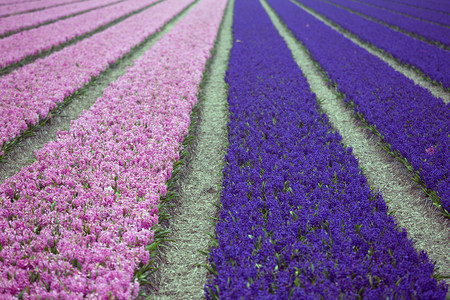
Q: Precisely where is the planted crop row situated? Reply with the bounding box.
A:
[0,0,120,37]
[327,0,450,47]
[358,0,450,26]
[0,0,193,157]
[0,0,80,17]
[295,0,450,89]
[0,0,226,296]
[205,0,447,298]
[267,0,450,216]
[0,0,157,69]
[0,0,38,4]
[392,0,450,15]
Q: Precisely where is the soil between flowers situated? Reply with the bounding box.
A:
[143,0,233,297]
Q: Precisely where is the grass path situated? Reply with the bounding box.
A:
[143,0,233,298]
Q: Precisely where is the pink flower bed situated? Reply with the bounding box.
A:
[0,0,226,296]
[0,0,157,67]
[0,0,119,36]
[0,0,30,3]
[0,0,194,156]
[0,0,82,17]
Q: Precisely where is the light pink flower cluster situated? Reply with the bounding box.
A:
[0,0,158,67]
[0,0,226,297]
[0,0,81,17]
[0,0,194,156]
[0,0,119,36]
[0,0,27,3]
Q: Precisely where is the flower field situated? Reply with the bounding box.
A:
[0,0,448,298]
[325,0,450,47]
[0,0,120,37]
[0,0,79,18]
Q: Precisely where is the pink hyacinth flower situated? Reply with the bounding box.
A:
[426,146,435,155]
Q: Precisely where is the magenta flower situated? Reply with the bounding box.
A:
[426,146,435,155]
[0,0,226,297]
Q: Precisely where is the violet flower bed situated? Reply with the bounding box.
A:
[267,0,450,214]
[0,0,157,68]
[392,0,450,14]
[327,0,450,47]
[0,0,194,157]
[0,0,226,296]
[0,0,81,17]
[296,0,450,89]
[0,0,119,37]
[358,0,450,26]
[205,0,447,298]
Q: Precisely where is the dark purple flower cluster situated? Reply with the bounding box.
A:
[268,0,450,212]
[327,0,450,47]
[392,0,450,15]
[358,0,450,26]
[297,0,450,89]
[204,0,448,298]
